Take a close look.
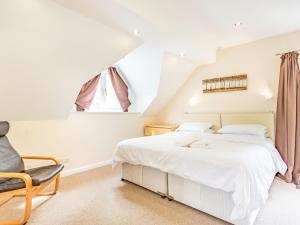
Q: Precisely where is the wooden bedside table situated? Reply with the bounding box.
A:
[144,124,177,136]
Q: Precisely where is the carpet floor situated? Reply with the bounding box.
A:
[0,165,299,225]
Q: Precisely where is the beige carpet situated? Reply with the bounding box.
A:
[0,166,300,225]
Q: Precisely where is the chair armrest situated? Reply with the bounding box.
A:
[0,172,32,188]
[21,155,61,165]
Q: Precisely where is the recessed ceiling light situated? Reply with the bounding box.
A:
[179,52,186,58]
[133,29,140,36]
[234,21,243,28]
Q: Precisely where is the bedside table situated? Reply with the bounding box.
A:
[144,124,177,136]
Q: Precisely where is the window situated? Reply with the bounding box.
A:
[86,70,123,112]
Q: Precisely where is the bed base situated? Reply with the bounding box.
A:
[122,163,259,225]
[121,163,168,198]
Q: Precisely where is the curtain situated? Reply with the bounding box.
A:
[108,67,131,112]
[75,74,101,111]
[275,51,300,185]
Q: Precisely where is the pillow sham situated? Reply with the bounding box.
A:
[218,124,268,137]
[176,122,213,132]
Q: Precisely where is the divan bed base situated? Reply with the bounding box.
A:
[122,163,259,225]
[168,173,259,225]
[121,163,168,198]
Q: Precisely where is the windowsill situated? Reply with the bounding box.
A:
[71,111,141,115]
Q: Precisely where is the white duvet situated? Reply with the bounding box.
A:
[113,132,287,222]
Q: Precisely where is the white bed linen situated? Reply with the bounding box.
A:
[113,132,287,222]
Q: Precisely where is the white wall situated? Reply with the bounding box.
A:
[0,0,140,121]
[8,113,156,172]
[117,43,164,112]
[117,46,197,114]
[144,52,196,115]
[158,31,300,124]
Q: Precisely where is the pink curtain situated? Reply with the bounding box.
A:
[75,74,101,111]
[108,67,131,112]
[275,52,300,185]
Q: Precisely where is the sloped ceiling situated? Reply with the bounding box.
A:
[144,53,196,115]
[117,44,164,113]
[0,0,141,120]
[52,0,300,116]
[116,46,196,114]
[116,0,300,62]
[2,0,300,119]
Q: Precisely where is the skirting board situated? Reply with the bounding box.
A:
[61,159,112,177]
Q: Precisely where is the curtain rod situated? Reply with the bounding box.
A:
[276,50,300,56]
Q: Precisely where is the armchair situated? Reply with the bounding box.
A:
[0,121,64,225]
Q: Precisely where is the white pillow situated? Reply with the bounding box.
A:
[176,122,213,132]
[218,124,268,137]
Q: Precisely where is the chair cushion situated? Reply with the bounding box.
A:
[26,164,64,186]
[0,137,25,174]
[0,121,9,137]
[0,134,24,184]
[0,177,26,193]
[0,122,25,184]
[0,164,64,193]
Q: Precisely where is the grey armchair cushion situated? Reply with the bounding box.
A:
[0,176,25,193]
[0,122,25,184]
[26,164,64,186]
[0,164,64,193]
[0,121,9,137]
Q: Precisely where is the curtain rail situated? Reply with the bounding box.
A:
[276,50,300,56]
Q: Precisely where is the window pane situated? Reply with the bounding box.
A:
[87,70,122,112]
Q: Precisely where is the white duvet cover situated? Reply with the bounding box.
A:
[113,132,287,222]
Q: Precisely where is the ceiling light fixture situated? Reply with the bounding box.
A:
[234,21,243,28]
[179,52,186,58]
[133,29,140,36]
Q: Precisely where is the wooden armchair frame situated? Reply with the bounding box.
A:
[0,156,61,225]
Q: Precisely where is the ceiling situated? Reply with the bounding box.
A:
[55,0,300,64]
[0,0,140,120]
[2,0,300,120]
[52,0,300,116]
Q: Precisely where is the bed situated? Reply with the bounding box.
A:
[113,112,286,225]
[115,113,220,198]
